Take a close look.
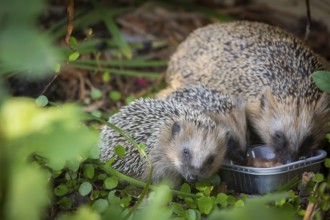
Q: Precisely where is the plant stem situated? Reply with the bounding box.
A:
[100,164,200,198]
[69,63,161,78]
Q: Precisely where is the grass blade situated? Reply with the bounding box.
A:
[91,0,132,59]
[68,63,161,78]
[73,59,167,68]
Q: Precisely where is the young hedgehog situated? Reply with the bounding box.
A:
[165,84,248,165]
[99,98,231,186]
[162,21,330,163]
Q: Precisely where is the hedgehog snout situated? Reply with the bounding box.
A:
[187,174,197,183]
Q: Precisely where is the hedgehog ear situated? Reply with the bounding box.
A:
[260,88,276,111]
[171,121,182,138]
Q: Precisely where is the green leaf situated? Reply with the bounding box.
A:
[216,193,228,207]
[312,71,330,93]
[79,182,92,196]
[97,174,107,180]
[235,199,245,207]
[65,171,77,180]
[313,173,324,183]
[124,96,135,105]
[318,182,327,194]
[90,88,102,100]
[108,191,121,205]
[87,28,93,37]
[275,198,286,207]
[68,51,80,61]
[139,143,146,151]
[109,90,121,101]
[321,200,330,211]
[120,196,132,208]
[114,145,126,158]
[54,63,61,73]
[308,195,318,203]
[89,146,100,159]
[66,159,81,172]
[184,197,197,209]
[91,190,100,200]
[186,209,197,220]
[171,203,185,216]
[35,95,48,107]
[227,195,236,206]
[92,199,109,214]
[197,196,213,215]
[102,71,111,82]
[325,158,330,168]
[209,174,221,186]
[58,197,73,209]
[298,209,306,216]
[83,164,95,179]
[196,179,213,196]
[104,177,118,189]
[54,184,69,196]
[69,37,79,47]
[180,183,191,194]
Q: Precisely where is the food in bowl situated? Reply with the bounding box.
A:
[247,145,283,168]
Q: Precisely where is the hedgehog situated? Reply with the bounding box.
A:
[99,98,231,186]
[161,21,330,163]
[165,84,248,165]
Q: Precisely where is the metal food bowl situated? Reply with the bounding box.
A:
[219,146,327,194]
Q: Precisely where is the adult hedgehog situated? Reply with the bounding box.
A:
[162,21,330,163]
[99,98,230,186]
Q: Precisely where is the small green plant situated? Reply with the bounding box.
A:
[312,71,330,93]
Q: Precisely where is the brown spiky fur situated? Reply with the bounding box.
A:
[99,98,229,186]
[162,21,330,162]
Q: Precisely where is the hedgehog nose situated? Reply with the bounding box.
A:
[187,174,197,183]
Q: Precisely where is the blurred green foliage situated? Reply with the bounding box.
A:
[0,99,98,220]
[0,0,60,78]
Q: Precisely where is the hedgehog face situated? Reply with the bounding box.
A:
[163,120,229,183]
[248,90,330,163]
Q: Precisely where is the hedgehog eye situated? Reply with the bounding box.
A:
[274,131,283,140]
[183,148,189,158]
[273,131,286,149]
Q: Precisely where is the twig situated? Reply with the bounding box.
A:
[304,0,311,42]
[39,74,59,96]
[65,0,75,45]
[303,181,319,220]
